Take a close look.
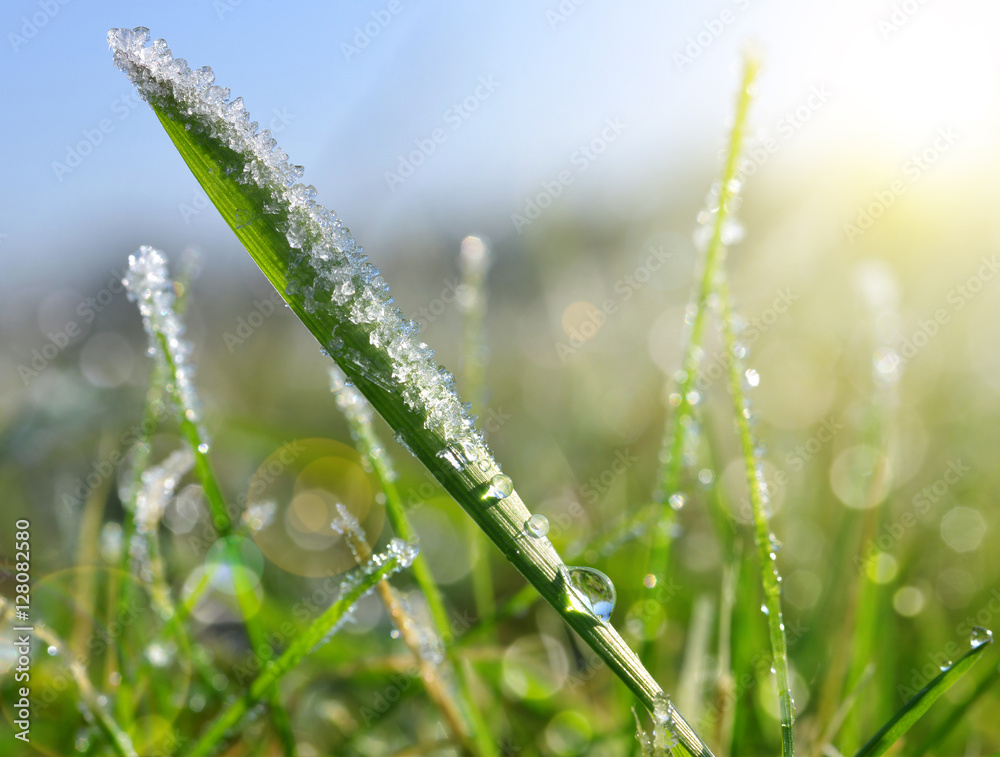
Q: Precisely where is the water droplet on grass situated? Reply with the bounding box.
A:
[47,645,57,656]
[524,514,549,538]
[970,626,993,647]
[564,566,617,623]
[486,474,513,500]
[668,493,686,511]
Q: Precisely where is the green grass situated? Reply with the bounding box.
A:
[3,26,998,757]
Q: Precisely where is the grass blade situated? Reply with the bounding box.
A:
[457,236,496,640]
[188,539,417,757]
[853,636,993,757]
[330,366,496,756]
[916,659,1000,756]
[648,55,760,585]
[108,27,715,754]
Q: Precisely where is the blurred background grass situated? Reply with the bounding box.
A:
[2,1,1000,755]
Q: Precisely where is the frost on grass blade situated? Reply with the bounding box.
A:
[330,365,397,481]
[134,448,195,535]
[123,245,203,428]
[109,30,719,753]
[109,27,491,476]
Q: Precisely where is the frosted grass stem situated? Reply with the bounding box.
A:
[26,615,138,757]
[109,30,715,754]
[330,367,496,756]
[188,540,415,757]
[124,246,296,755]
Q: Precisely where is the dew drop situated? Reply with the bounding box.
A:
[390,629,400,639]
[524,514,549,538]
[47,645,57,656]
[75,730,91,752]
[698,468,714,485]
[146,642,173,668]
[485,474,513,500]
[197,442,210,454]
[939,661,952,671]
[745,368,760,387]
[564,566,617,623]
[970,626,993,647]
[643,573,657,589]
[668,492,686,511]
[761,604,769,616]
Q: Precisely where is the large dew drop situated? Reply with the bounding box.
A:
[970,626,993,648]
[524,514,549,538]
[485,474,513,500]
[564,566,617,623]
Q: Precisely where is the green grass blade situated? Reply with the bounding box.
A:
[188,541,415,757]
[108,27,715,755]
[853,637,993,757]
[916,659,999,756]
[648,55,759,584]
[716,272,796,757]
[330,366,496,757]
[458,236,496,642]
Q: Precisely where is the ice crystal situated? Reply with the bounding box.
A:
[330,365,396,481]
[241,500,276,534]
[134,447,195,534]
[129,447,194,583]
[110,28,489,473]
[122,245,203,429]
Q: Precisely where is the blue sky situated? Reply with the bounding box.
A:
[2,0,999,294]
